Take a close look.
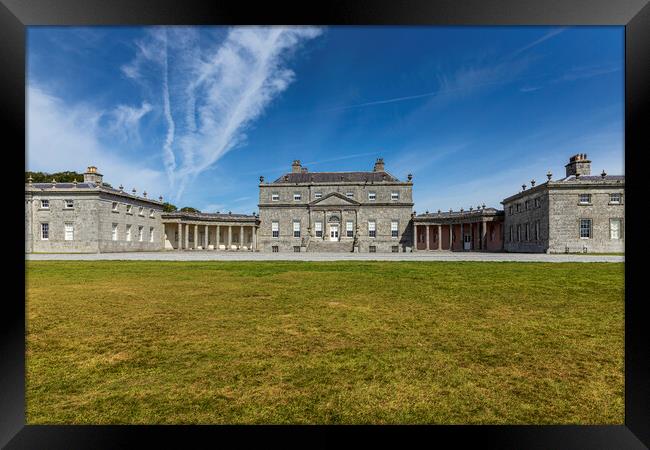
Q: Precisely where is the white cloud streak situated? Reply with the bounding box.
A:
[123,26,323,201]
[27,85,168,198]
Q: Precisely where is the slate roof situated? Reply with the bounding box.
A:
[26,182,164,205]
[271,171,400,184]
[556,175,625,182]
[415,207,503,220]
[162,211,258,221]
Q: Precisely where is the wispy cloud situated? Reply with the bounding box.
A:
[107,101,153,142]
[27,84,167,198]
[508,27,567,58]
[123,26,323,201]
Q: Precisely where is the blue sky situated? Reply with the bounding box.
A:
[27,26,624,213]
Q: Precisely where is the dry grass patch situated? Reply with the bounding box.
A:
[26,261,623,424]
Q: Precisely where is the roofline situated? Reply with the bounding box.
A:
[25,183,165,206]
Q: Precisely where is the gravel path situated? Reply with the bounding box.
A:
[26,251,624,263]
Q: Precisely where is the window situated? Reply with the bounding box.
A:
[516,203,520,213]
[525,200,530,210]
[346,221,354,237]
[65,199,74,209]
[112,201,118,212]
[609,193,621,204]
[391,221,398,238]
[64,223,74,241]
[41,223,49,240]
[149,209,154,218]
[138,226,144,242]
[369,246,376,253]
[579,194,591,204]
[610,218,622,240]
[149,227,155,242]
[272,193,279,201]
[534,198,540,208]
[368,220,376,238]
[391,192,399,200]
[138,206,144,216]
[535,221,540,240]
[315,221,323,237]
[126,204,133,214]
[112,223,118,241]
[272,221,279,238]
[580,219,592,239]
[126,224,132,241]
[509,206,513,215]
[293,246,301,252]
[293,221,301,237]
[509,226,513,242]
[40,199,49,209]
[293,193,301,201]
[525,223,529,241]
[368,192,376,201]
[517,225,521,242]
[314,192,322,199]
[346,192,354,199]
[272,246,279,252]
[392,246,399,253]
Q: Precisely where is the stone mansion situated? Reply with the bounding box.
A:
[25,154,624,254]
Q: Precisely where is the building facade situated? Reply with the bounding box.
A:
[25,167,165,253]
[257,159,414,252]
[25,154,624,255]
[413,207,504,251]
[502,154,625,253]
[162,211,259,251]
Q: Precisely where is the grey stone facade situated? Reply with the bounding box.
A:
[502,154,624,253]
[25,167,165,253]
[257,159,414,252]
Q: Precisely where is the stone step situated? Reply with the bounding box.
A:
[306,239,354,253]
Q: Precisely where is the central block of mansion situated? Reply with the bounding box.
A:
[257,159,413,253]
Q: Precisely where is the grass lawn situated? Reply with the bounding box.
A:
[26,261,624,424]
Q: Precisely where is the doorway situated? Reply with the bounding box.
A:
[330,224,339,241]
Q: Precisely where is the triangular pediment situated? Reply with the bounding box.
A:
[309,192,360,206]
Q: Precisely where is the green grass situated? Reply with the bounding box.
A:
[26,261,624,424]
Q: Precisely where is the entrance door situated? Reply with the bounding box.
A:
[330,224,339,241]
[463,234,471,250]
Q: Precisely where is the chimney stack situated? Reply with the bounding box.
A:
[83,166,103,185]
[291,160,302,173]
[373,157,385,172]
[301,167,308,174]
[565,153,591,178]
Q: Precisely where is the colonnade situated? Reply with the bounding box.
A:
[172,222,258,251]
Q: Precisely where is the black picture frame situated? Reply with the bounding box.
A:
[2,0,648,447]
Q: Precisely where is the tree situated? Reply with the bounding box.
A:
[162,202,178,213]
[26,171,83,183]
[179,206,201,213]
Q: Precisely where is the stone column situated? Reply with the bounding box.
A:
[240,225,244,250]
[460,223,464,251]
[184,223,189,250]
[216,225,221,250]
[323,211,326,240]
[413,223,417,251]
[252,226,257,251]
[425,225,430,250]
[438,224,442,250]
[177,222,182,251]
[204,224,209,249]
[481,221,487,250]
[194,224,199,249]
[228,226,232,250]
[449,224,453,251]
